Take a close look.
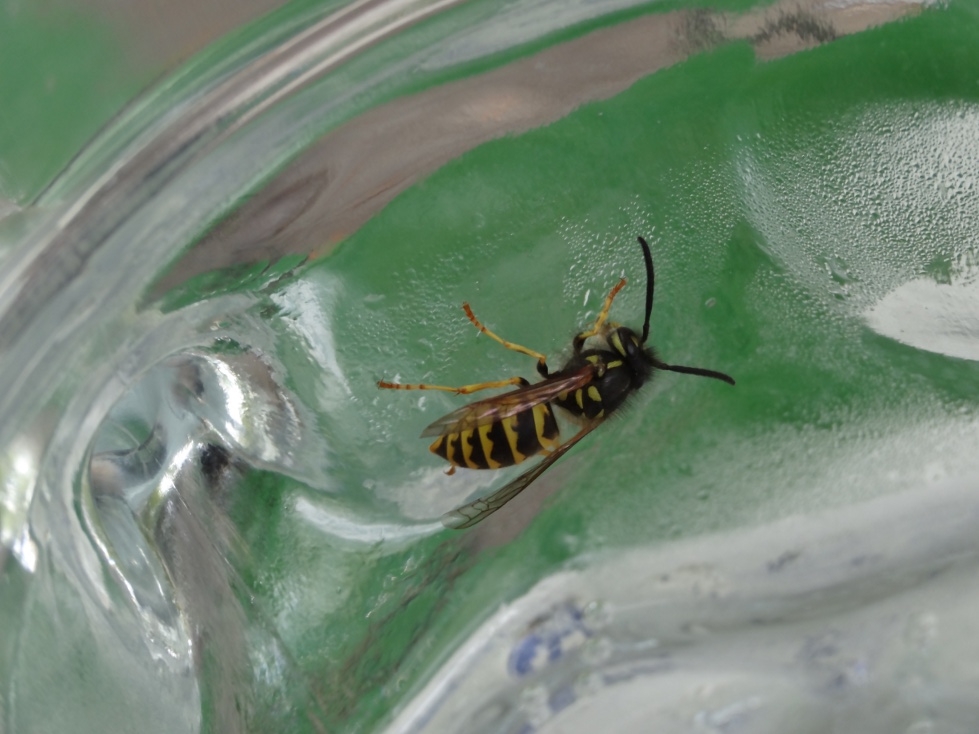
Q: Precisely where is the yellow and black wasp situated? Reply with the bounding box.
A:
[378,236,735,529]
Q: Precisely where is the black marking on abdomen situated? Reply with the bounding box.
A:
[430,404,560,469]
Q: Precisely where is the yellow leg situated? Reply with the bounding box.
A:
[462,303,548,373]
[377,376,527,395]
[576,277,627,341]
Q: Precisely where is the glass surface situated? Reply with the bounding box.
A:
[2,0,978,732]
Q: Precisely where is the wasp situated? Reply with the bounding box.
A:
[378,236,735,529]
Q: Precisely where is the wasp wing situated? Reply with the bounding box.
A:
[441,421,602,529]
[419,366,594,438]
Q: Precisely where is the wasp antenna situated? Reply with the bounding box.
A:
[653,359,735,385]
[637,236,655,344]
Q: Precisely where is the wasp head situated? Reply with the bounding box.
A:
[608,325,654,388]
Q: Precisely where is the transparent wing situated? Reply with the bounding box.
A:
[420,366,594,438]
[441,422,601,529]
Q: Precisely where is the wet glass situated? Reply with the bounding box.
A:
[2,0,979,732]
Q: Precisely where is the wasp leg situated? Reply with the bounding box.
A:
[462,303,551,377]
[377,376,530,394]
[572,277,627,351]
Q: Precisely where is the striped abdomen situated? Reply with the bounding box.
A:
[429,403,560,469]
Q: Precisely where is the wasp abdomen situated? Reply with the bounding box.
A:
[429,403,560,469]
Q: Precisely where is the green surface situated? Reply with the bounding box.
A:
[227,4,979,730]
[0,7,139,202]
[331,2,979,539]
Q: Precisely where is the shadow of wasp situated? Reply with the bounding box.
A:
[378,236,735,529]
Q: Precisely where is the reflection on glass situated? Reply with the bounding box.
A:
[1,1,976,733]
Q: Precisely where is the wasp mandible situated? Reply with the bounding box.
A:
[378,236,735,529]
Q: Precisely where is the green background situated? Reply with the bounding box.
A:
[249,5,979,729]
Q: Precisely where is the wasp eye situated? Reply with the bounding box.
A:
[608,330,624,356]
